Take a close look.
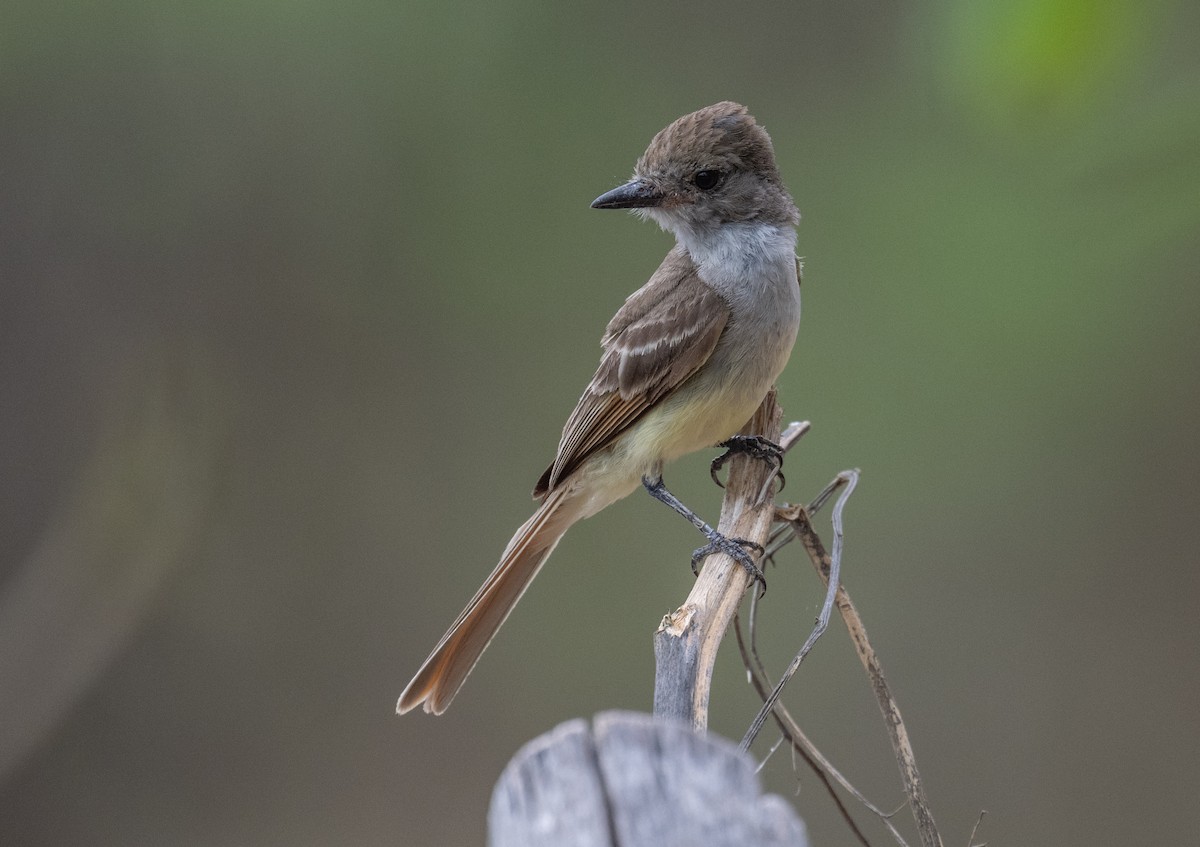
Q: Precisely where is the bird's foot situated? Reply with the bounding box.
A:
[691,531,767,595]
[709,435,786,492]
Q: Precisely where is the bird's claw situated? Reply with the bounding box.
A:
[709,435,786,493]
[690,532,767,596]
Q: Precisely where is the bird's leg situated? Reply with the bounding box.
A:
[641,475,766,593]
[709,435,785,493]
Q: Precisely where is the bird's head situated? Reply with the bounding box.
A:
[591,102,799,242]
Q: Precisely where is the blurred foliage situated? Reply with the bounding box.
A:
[940,0,1152,129]
[1,1,1197,846]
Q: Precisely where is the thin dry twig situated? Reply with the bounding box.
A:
[966,811,988,847]
[735,603,871,845]
[754,731,788,774]
[777,420,812,453]
[739,432,911,846]
[734,613,899,847]
[776,493,945,847]
[733,423,946,847]
[734,494,912,844]
[739,471,857,751]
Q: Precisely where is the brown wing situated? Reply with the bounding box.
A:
[533,246,730,497]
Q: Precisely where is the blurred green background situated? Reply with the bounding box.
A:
[2,0,1198,844]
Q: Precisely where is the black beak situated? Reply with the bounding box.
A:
[590,179,664,210]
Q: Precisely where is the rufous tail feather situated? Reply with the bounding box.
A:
[397,488,575,715]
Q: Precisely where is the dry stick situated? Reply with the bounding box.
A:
[734,618,910,847]
[651,390,783,731]
[743,470,912,846]
[741,427,895,847]
[740,471,857,751]
[734,617,876,847]
[780,503,945,847]
[740,486,918,847]
[967,811,988,847]
[745,421,811,667]
[754,731,788,773]
[776,419,812,458]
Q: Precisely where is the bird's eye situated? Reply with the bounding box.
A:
[693,169,721,191]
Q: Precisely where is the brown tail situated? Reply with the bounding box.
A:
[397,488,575,715]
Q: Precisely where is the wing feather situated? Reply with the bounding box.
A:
[533,246,730,496]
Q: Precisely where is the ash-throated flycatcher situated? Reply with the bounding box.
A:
[398,102,801,715]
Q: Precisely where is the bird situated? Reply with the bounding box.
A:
[398,101,802,715]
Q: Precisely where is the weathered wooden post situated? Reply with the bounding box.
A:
[489,712,807,847]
